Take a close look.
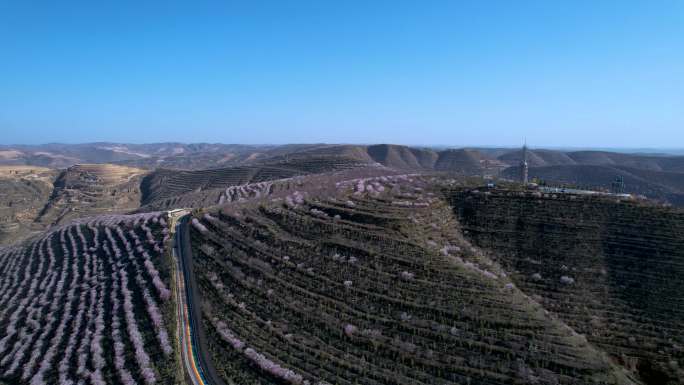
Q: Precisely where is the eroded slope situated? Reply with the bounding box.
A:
[0,166,58,244]
[35,164,147,227]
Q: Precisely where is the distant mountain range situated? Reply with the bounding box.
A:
[2,142,684,206]
[1,143,683,384]
[2,142,683,169]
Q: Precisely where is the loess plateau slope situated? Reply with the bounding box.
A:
[186,175,636,385]
[448,189,684,384]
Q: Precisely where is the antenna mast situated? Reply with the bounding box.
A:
[520,141,529,185]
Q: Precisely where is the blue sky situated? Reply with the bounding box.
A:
[1,1,682,147]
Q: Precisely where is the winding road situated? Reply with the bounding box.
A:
[172,213,226,385]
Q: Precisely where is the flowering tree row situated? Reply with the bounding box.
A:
[0,212,177,385]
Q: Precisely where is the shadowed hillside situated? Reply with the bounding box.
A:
[366,144,438,169]
[499,149,684,173]
[567,152,684,172]
[448,189,684,384]
[290,144,502,175]
[434,149,486,174]
[0,143,376,170]
[501,165,684,206]
[186,175,636,385]
[0,143,271,169]
[498,149,576,168]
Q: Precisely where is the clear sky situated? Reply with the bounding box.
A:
[1,1,682,147]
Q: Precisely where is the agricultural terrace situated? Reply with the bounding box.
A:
[140,156,369,207]
[188,174,635,385]
[139,166,404,212]
[0,212,178,385]
[449,188,684,384]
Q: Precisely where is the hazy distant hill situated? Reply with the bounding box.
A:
[0,143,500,174]
[2,142,684,209]
[285,144,503,174]
[366,144,437,169]
[498,149,684,205]
[499,148,576,167]
[4,142,683,174]
[434,149,486,173]
[0,143,285,169]
[499,148,684,173]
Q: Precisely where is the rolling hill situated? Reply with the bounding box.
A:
[498,149,684,173]
[1,164,683,384]
[186,174,638,384]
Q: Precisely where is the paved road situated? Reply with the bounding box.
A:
[174,215,226,385]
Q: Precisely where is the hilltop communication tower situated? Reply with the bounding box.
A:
[611,175,625,194]
[520,143,529,184]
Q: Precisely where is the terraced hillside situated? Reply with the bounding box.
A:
[448,189,684,384]
[140,156,370,206]
[36,164,147,227]
[0,212,178,385]
[139,167,413,214]
[290,144,506,174]
[142,176,301,212]
[434,149,490,174]
[187,175,635,385]
[0,166,59,244]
